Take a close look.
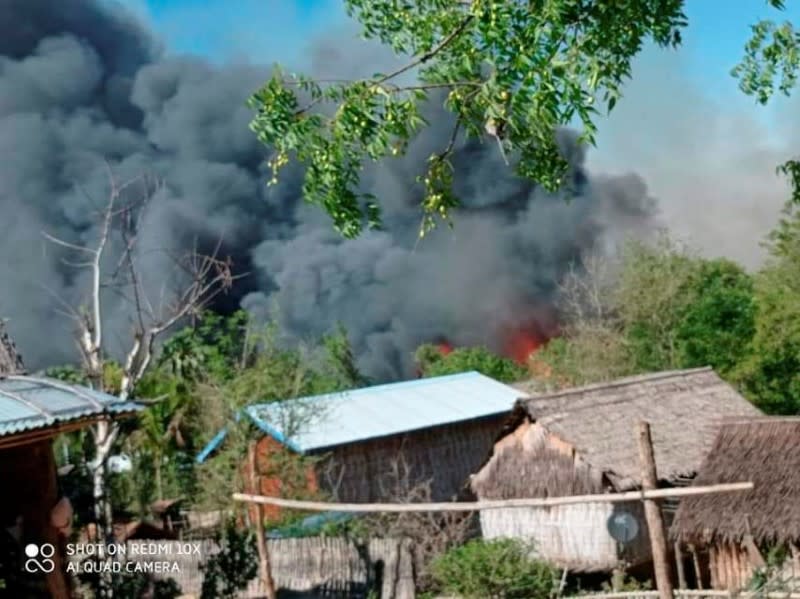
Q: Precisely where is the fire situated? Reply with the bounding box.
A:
[497,306,558,366]
[503,330,544,364]
[437,341,454,356]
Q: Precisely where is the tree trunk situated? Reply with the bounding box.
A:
[91,459,112,598]
[92,419,117,598]
[155,452,163,500]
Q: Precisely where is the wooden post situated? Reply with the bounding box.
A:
[248,442,276,599]
[675,542,687,589]
[637,421,674,599]
[689,544,704,590]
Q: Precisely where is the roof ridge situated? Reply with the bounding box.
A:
[246,370,501,409]
[721,416,800,425]
[520,367,714,402]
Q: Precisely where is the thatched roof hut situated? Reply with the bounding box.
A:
[470,367,762,572]
[670,418,800,590]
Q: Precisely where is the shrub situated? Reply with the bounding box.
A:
[415,344,526,383]
[430,538,556,599]
[200,520,259,599]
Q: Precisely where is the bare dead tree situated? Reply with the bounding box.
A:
[558,253,617,328]
[43,166,235,597]
[531,253,634,389]
[367,452,475,590]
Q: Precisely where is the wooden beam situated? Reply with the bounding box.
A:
[637,420,674,599]
[675,542,687,590]
[248,442,276,599]
[232,481,753,513]
[689,544,704,590]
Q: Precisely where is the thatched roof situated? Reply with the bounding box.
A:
[473,368,762,497]
[0,321,25,376]
[671,418,800,546]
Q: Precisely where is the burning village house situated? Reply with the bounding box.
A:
[469,368,762,574]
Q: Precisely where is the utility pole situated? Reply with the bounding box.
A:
[637,421,674,599]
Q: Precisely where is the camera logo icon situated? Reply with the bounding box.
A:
[24,543,56,574]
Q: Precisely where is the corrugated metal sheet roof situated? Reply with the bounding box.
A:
[0,375,142,437]
[244,371,524,454]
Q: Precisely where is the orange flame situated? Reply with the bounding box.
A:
[504,330,544,364]
[437,342,454,355]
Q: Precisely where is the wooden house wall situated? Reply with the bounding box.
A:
[318,415,506,503]
[709,542,753,591]
[252,414,506,521]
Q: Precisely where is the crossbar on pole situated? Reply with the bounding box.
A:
[232,481,752,513]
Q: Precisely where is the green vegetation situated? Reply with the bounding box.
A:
[52,312,367,519]
[251,0,800,238]
[535,223,800,415]
[200,520,259,599]
[430,538,557,599]
[415,343,527,382]
[736,202,800,414]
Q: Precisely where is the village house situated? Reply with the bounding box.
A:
[197,371,525,519]
[0,323,141,599]
[671,417,800,591]
[470,367,762,574]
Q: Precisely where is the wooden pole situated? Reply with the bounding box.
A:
[637,420,674,599]
[689,544,704,590]
[675,542,688,589]
[248,442,276,599]
[232,481,752,513]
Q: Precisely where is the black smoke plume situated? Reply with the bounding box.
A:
[0,0,658,380]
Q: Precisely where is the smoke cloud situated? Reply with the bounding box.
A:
[1,0,749,380]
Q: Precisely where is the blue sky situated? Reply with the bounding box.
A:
[120,0,800,100]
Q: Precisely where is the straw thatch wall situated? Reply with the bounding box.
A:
[471,368,761,572]
[71,537,415,598]
[471,421,651,571]
[671,418,800,591]
[471,420,607,499]
[480,501,652,572]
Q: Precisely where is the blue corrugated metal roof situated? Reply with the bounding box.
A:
[0,375,142,437]
[197,371,523,461]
